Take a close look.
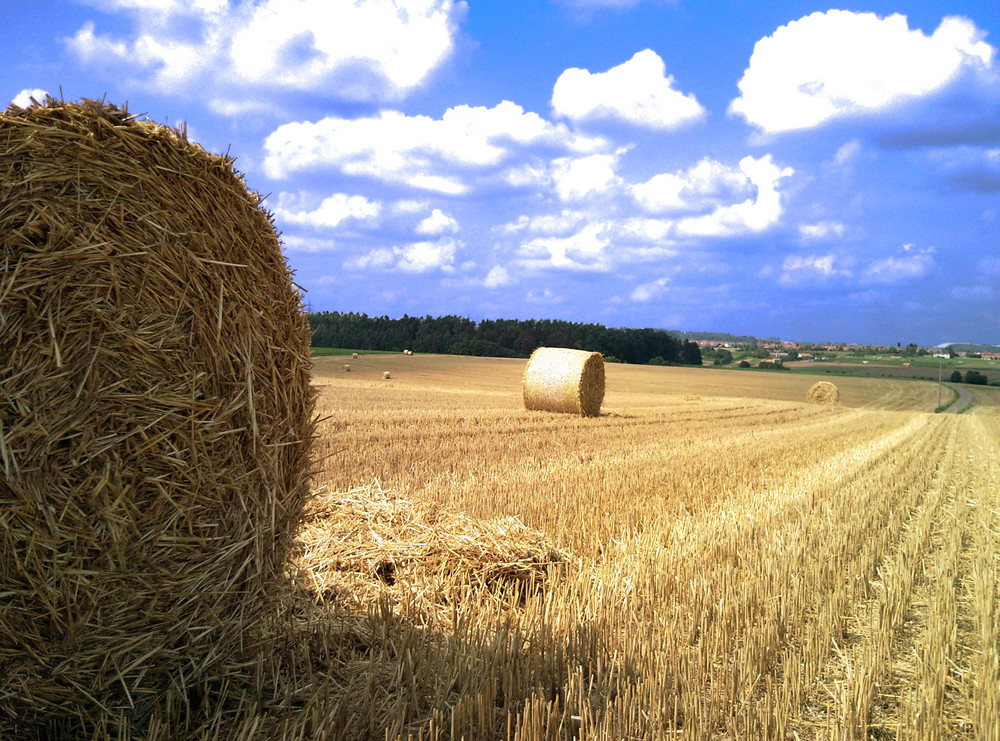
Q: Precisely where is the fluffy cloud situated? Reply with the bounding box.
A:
[517,222,612,271]
[777,245,935,288]
[274,192,381,229]
[263,102,606,192]
[778,254,852,286]
[730,11,996,134]
[632,158,755,213]
[346,238,459,273]
[483,265,513,288]
[10,89,48,108]
[492,152,789,273]
[552,153,621,201]
[799,221,846,241]
[618,217,673,243]
[630,276,670,302]
[65,0,467,111]
[675,155,794,237]
[552,50,705,129]
[862,245,934,284]
[415,208,459,235]
[498,210,588,236]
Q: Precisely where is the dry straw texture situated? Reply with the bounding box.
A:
[522,347,605,416]
[0,98,315,735]
[807,380,840,404]
[291,483,565,620]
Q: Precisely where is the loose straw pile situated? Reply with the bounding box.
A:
[292,484,566,621]
[0,98,315,736]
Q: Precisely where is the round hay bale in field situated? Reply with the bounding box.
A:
[344,363,351,372]
[0,99,315,733]
[351,352,358,359]
[383,371,391,379]
[807,380,840,404]
[522,347,605,416]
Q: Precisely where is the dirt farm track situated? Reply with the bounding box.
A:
[295,353,1000,739]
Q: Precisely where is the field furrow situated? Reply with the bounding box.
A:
[782,417,959,738]
[892,416,1000,740]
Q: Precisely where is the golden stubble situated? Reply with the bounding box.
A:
[282,355,1000,739]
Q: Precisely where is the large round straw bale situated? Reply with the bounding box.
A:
[0,99,315,732]
[807,380,840,404]
[383,371,391,379]
[522,347,605,416]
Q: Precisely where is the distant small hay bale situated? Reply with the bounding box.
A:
[0,98,315,734]
[383,371,391,379]
[522,347,605,416]
[344,364,351,372]
[352,352,358,359]
[807,381,840,404]
[404,349,412,355]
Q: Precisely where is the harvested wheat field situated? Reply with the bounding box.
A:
[284,355,1000,739]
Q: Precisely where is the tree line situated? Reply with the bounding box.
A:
[308,312,702,366]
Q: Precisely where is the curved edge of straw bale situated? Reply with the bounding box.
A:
[807,380,840,404]
[522,347,605,416]
[0,97,316,734]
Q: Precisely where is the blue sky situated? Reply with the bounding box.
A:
[4,0,999,346]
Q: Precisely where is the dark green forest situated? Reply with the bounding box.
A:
[308,312,702,366]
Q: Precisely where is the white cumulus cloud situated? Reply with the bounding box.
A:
[675,155,794,237]
[552,153,621,201]
[518,222,612,271]
[632,157,755,213]
[552,49,705,129]
[778,254,852,286]
[730,11,996,133]
[415,208,459,235]
[483,265,513,288]
[863,245,935,284]
[263,102,605,193]
[65,0,467,112]
[345,238,459,274]
[630,276,670,302]
[10,88,48,108]
[497,210,588,236]
[799,221,846,241]
[396,238,459,273]
[275,192,381,229]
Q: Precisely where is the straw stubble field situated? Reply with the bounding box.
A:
[299,354,1000,739]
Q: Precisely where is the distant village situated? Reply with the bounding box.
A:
[693,339,1000,363]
